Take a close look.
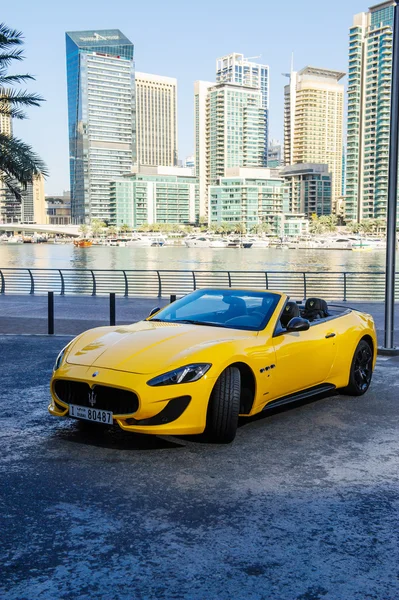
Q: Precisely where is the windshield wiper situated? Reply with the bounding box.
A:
[172,319,228,328]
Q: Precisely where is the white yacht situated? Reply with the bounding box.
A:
[126,236,154,248]
[184,236,228,248]
[7,236,23,244]
[242,237,270,249]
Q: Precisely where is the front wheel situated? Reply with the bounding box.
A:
[206,366,241,443]
[342,339,373,396]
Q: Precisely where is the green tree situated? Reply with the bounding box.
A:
[120,223,130,236]
[91,219,106,238]
[0,24,47,198]
[319,214,338,232]
[345,220,360,234]
[309,214,324,235]
[78,224,89,237]
[360,219,373,234]
[107,225,118,237]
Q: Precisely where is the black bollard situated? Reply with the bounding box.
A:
[110,292,116,326]
[170,294,177,303]
[48,291,54,335]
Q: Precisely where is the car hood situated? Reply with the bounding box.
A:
[66,320,253,374]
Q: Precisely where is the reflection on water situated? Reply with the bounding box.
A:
[0,244,387,272]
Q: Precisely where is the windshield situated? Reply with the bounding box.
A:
[149,289,281,331]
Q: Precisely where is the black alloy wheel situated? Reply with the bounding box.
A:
[343,340,373,396]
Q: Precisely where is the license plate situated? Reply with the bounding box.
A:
[69,404,113,425]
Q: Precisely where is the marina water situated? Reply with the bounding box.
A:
[0,244,387,273]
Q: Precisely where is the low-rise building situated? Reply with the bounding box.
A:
[46,192,71,225]
[282,164,332,217]
[209,167,308,236]
[110,166,198,228]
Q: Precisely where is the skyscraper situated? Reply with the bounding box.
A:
[346,1,394,222]
[284,66,344,212]
[135,72,177,167]
[194,81,266,221]
[65,30,136,224]
[194,80,214,219]
[216,53,269,165]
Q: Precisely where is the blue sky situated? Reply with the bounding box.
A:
[3,0,368,194]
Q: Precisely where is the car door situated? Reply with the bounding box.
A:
[272,320,338,398]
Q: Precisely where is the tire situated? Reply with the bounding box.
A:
[342,339,373,396]
[206,366,241,443]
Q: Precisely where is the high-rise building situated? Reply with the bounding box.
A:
[65,30,136,224]
[216,53,269,165]
[0,113,12,137]
[284,66,344,212]
[135,72,177,168]
[195,81,266,221]
[1,175,46,223]
[346,2,394,222]
[268,139,283,168]
[194,81,214,219]
[282,164,332,217]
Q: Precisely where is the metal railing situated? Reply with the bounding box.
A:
[0,267,397,302]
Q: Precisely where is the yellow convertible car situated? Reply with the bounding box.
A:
[49,289,377,443]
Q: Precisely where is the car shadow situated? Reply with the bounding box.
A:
[53,421,186,450]
[238,388,339,428]
[51,389,339,450]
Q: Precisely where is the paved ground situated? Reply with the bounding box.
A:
[1,336,399,599]
[0,295,399,346]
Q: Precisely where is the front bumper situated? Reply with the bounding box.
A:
[49,363,217,435]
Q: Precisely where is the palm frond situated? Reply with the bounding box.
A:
[0,90,45,118]
[0,49,24,67]
[0,73,34,85]
[1,175,24,201]
[0,23,24,48]
[0,133,48,184]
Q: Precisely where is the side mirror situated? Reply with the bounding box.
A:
[286,317,310,332]
[148,307,160,317]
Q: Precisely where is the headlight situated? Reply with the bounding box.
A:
[147,363,211,387]
[54,346,68,371]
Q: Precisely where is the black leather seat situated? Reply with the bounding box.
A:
[302,298,329,322]
[281,301,300,328]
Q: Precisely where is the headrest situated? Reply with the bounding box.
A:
[283,301,300,318]
[223,296,246,307]
[304,298,328,313]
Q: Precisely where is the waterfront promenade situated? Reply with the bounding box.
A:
[1,335,399,599]
[0,294,399,344]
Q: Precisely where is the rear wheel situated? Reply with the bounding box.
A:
[343,339,373,396]
[206,366,241,443]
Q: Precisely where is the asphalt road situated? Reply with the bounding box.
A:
[1,336,399,600]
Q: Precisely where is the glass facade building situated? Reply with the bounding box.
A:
[66,30,136,224]
[346,2,394,222]
[216,53,269,166]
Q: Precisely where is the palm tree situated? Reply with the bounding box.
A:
[120,223,130,237]
[107,225,118,238]
[91,219,106,238]
[78,224,89,237]
[0,24,47,198]
[360,220,373,235]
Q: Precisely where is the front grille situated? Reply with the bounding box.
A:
[54,380,139,415]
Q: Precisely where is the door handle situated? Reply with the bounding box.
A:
[325,333,336,339]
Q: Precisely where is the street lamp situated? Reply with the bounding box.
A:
[382,0,399,354]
